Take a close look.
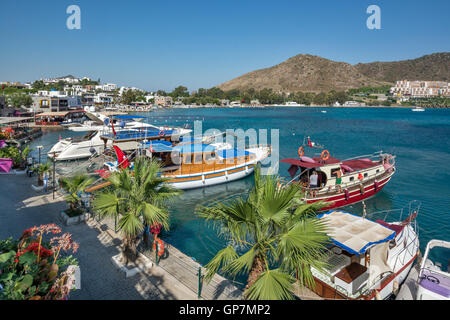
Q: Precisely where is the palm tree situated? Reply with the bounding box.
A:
[34,162,51,186]
[196,167,330,300]
[92,157,181,265]
[60,173,95,213]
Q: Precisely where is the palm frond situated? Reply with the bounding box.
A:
[244,269,296,300]
[203,246,239,283]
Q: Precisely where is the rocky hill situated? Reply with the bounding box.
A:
[217,53,450,93]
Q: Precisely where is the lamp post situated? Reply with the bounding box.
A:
[52,152,56,200]
[36,145,43,165]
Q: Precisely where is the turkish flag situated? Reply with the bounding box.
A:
[110,118,116,136]
[113,145,129,169]
[307,137,313,147]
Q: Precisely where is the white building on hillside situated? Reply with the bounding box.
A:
[390,80,450,98]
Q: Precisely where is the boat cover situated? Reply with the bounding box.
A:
[317,210,396,255]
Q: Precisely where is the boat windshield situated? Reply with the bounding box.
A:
[72,131,98,142]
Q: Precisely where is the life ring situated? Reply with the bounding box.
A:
[153,238,165,257]
[321,150,330,161]
[159,130,165,137]
[298,146,304,157]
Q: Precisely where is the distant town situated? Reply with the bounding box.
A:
[1,75,449,118]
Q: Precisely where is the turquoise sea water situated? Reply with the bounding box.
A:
[28,107,450,273]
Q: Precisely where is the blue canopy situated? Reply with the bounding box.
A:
[112,115,146,119]
[102,129,175,140]
[141,140,173,153]
[216,149,253,159]
[317,210,396,255]
[172,143,216,154]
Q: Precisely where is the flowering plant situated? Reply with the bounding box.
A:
[0,224,79,300]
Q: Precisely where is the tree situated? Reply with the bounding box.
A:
[60,173,95,212]
[32,80,46,90]
[196,168,330,300]
[170,85,189,98]
[121,89,137,105]
[93,157,181,264]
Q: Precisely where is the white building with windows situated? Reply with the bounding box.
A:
[390,80,450,98]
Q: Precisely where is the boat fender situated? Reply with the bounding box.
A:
[245,165,249,173]
[374,180,379,191]
[393,280,399,295]
[202,174,205,184]
[375,290,382,300]
[344,189,350,201]
[225,171,228,180]
[359,183,365,195]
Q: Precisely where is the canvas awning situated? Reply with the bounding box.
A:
[318,211,396,255]
[36,111,71,117]
[281,157,341,168]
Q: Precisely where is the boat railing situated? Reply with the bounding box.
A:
[367,201,421,273]
[298,165,395,199]
[341,150,385,162]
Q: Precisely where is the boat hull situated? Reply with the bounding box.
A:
[306,175,392,210]
[164,163,255,190]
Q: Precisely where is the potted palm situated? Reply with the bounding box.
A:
[93,157,180,267]
[196,167,331,300]
[59,173,95,225]
[34,162,51,186]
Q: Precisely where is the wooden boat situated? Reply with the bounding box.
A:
[309,201,420,300]
[87,139,271,192]
[281,147,396,210]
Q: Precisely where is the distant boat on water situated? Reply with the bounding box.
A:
[412,107,425,112]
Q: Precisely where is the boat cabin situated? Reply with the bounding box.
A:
[310,210,406,300]
[140,140,256,176]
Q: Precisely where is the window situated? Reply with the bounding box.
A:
[364,173,368,178]
[194,153,203,164]
[205,152,217,163]
[349,177,354,182]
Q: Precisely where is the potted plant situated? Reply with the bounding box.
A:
[59,173,95,225]
[0,224,79,300]
[34,162,51,186]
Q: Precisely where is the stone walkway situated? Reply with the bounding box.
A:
[0,173,202,300]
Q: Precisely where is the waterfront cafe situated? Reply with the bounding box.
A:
[34,110,85,126]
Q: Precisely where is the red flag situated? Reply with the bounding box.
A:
[307,137,313,147]
[110,118,116,136]
[113,145,129,169]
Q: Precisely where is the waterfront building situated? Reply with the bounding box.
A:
[390,80,450,98]
[31,94,82,112]
[155,96,173,106]
[343,101,366,107]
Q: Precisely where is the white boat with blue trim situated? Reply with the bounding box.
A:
[88,139,271,191]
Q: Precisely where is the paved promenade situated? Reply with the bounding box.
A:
[0,173,204,300]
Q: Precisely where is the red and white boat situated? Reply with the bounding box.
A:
[281,140,396,210]
[308,201,420,300]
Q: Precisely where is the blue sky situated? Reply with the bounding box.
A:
[1,0,449,92]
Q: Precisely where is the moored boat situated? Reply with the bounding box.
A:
[416,239,450,300]
[86,138,271,191]
[308,201,420,300]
